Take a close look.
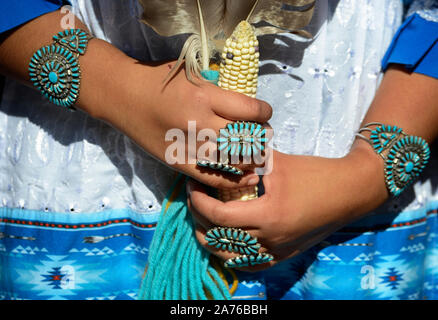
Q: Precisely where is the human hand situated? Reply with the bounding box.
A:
[0,6,272,190]
[100,60,273,189]
[186,141,389,271]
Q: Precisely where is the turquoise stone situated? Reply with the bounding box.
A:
[383,133,431,197]
[405,161,414,173]
[200,69,219,85]
[48,72,58,84]
[205,227,260,257]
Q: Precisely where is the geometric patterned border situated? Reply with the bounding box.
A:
[0,217,156,229]
[340,209,437,233]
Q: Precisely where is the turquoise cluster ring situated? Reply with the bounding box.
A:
[225,253,274,268]
[356,123,430,196]
[29,29,94,110]
[196,121,267,176]
[218,121,266,158]
[205,226,273,268]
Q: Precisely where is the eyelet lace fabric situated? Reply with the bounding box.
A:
[0,81,176,214]
[1,0,438,301]
[407,0,438,22]
[0,0,437,215]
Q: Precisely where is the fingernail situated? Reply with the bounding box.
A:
[186,180,193,196]
[247,175,259,186]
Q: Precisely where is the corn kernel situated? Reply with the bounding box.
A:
[217,20,260,202]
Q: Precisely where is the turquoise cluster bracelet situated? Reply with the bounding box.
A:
[356,123,431,196]
[28,29,94,110]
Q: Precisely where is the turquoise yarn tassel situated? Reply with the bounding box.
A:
[138,174,231,300]
[138,70,231,300]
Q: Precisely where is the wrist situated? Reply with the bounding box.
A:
[75,39,154,124]
[341,139,389,219]
[80,46,166,160]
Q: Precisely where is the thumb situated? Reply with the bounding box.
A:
[207,85,273,124]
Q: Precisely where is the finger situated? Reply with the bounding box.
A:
[187,178,267,227]
[194,222,275,272]
[192,138,255,171]
[194,157,266,175]
[187,187,216,231]
[180,136,260,189]
[208,86,273,124]
[193,121,263,172]
[187,181,262,238]
[194,123,273,177]
[189,166,260,190]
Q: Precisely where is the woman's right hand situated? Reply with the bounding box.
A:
[0,8,272,189]
[98,59,272,189]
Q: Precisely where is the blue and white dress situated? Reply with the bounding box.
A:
[0,0,437,300]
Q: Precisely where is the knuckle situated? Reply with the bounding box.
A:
[213,178,240,190]
[192,87,211,109]
[211,206,228,226]
[246,99,262,119]
[214,181,230,190]
[263,102,273,120]
[204,177,223,189]
[247,99,272,122]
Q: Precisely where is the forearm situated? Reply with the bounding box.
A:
[0,9,271,190]
[359,66,438,143]
[0,9,151,123]
[345,66,438,218]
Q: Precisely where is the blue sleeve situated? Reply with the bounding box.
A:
[0,0,70,34]
[382,5,438,79]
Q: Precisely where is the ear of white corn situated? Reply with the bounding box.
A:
[218,186,259,202]
[218,21,259,99]
[217,21,260,202]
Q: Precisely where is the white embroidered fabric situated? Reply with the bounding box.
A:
[0,0,436,215]
[407,0,438,22]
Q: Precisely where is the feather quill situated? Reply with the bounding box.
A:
[139,0,315,83]
[139,0,315,40]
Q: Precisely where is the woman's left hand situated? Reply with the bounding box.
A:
[187,141,389,271]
